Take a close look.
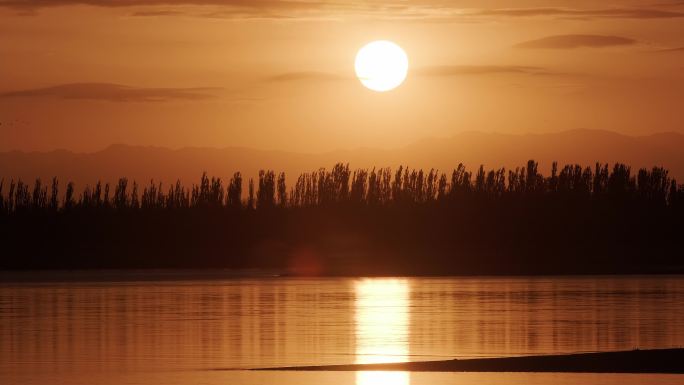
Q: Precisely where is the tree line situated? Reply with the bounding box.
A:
[1,160,681,274]
[1,161,682,213]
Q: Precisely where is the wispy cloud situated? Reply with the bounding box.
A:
[4,1,683,22]
[0,83,218,102]
[476,7,684,19]
[655,46,684,52]
[515,35,636,49]
[650,1,684,7]
[0,0,451,20]
[266,65,557,84]
[266,71,350,82]
[130,10,184,17]
[414,65,556,77]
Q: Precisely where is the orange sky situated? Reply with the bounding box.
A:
[0,0,683,152]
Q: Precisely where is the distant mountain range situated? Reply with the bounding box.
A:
[1,129,683,189]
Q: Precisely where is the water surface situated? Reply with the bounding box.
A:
[1,274,683,385]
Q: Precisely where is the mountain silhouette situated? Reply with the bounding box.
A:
[1,129,682,189]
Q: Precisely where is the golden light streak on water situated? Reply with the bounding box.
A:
[355,279,410,385]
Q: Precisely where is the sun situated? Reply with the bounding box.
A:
[355,40,408,92]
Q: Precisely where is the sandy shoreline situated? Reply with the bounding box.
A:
[252,348,684,373]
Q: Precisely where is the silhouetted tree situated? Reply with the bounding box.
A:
[113,178,128,209]
[247,178,255,210]
[0,179,4,213]
[49,177,59,210]
[130,182,140,209]
[257,170,276,209]
[227,172,243,209]
[277,172,287,207]
[64,182,75,210]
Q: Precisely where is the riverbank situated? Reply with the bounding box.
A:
[255,348,684,373]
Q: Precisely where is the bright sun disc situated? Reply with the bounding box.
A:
[355,40,408,92]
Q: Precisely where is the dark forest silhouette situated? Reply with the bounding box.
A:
[1,161,682,275]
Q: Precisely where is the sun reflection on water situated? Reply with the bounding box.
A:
[355,279,410,385]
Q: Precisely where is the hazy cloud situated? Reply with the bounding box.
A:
[0,83,218,102]
[515,35,636,49]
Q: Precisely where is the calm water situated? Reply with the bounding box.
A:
[1,274,683,385]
